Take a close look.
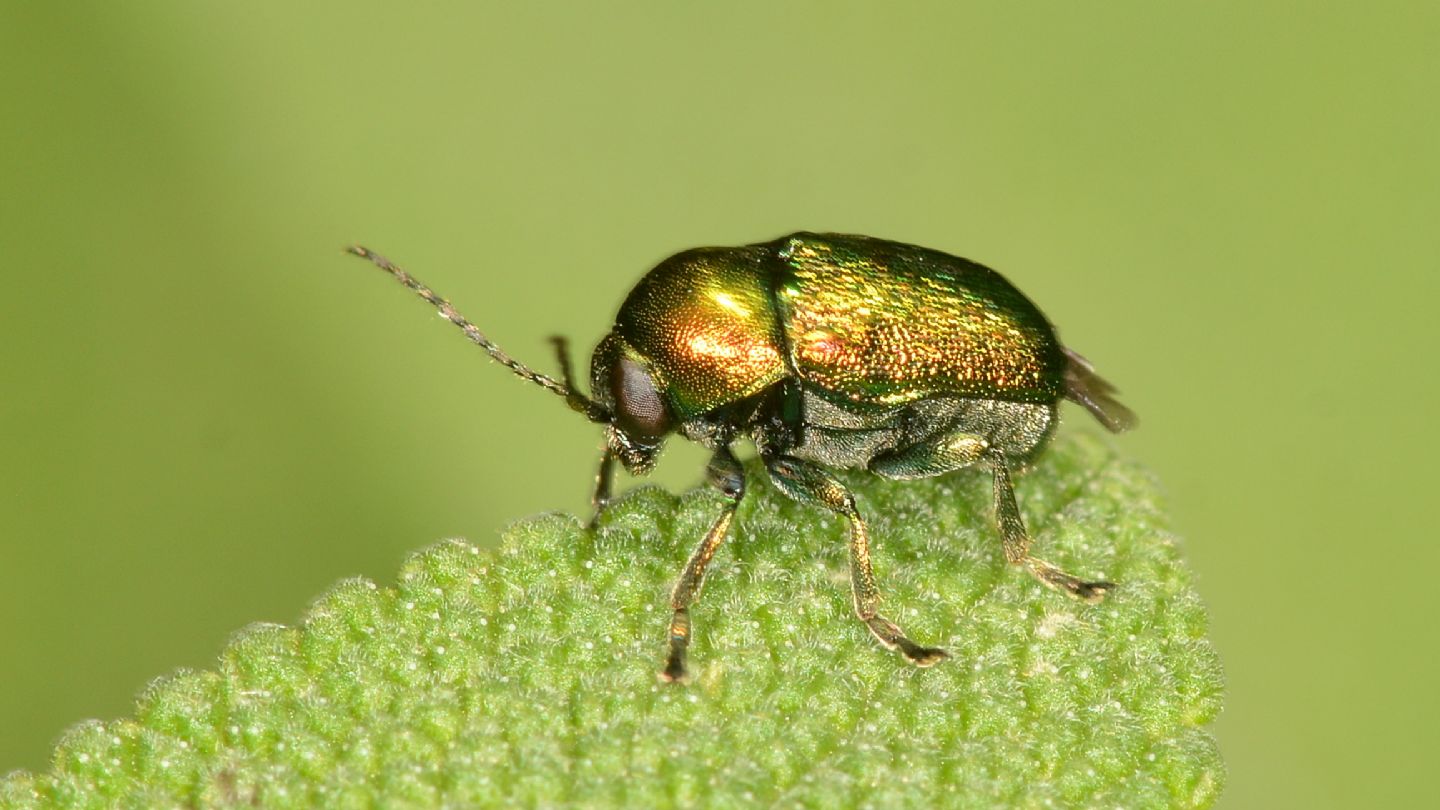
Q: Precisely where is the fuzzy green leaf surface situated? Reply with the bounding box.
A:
[1,434,1223,808]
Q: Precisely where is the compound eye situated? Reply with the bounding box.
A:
[613,356,671,443]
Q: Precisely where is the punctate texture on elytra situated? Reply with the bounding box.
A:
[0,435,1223,809]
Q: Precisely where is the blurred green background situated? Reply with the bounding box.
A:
[1,2,1434,806]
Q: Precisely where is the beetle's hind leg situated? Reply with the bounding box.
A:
[869,431,1113,603]
[660,446,746,682]
[991,458,1113,602]
[765,455,948,668]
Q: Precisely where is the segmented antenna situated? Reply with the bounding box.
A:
[346,245,610,423]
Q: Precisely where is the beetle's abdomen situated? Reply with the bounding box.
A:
[615,246,789,419]
[772,233,1066,406]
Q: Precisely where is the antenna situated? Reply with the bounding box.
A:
[346,245,610,423]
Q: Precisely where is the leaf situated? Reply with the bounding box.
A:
[0,434,1223,808]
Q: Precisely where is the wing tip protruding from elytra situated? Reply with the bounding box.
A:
[1062,347,1138,433]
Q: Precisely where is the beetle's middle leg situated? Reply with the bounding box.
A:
[765,455,948,668]
[870,432,1113,603]
[660,445,746,683]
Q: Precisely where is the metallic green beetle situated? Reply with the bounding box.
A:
[348,232,1135,681]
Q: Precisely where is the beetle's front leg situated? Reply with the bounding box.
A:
[991,457,1113,602]
[660,445,745,682]
[587,446,615,528]
[764,455,948,668]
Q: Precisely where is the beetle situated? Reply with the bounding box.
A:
[347,232,1135,681]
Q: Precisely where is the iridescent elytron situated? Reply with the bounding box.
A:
[349,232,1135,681]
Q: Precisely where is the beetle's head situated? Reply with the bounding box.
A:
[591,333,673,475]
